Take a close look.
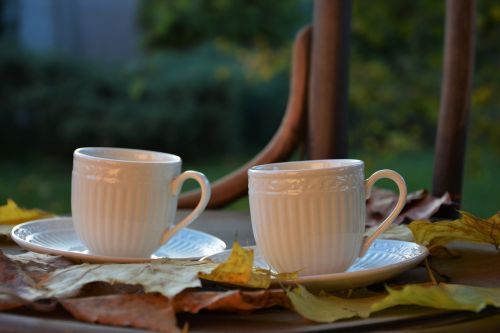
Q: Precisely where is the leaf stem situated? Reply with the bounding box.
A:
[424,258,438,285]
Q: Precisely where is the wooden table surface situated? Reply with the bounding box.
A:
[1,210,500,332]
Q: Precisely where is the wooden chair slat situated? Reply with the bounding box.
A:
[432,0,476,205]
[308,0,351,159]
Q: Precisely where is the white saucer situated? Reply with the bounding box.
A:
[206,239,428,291]
[11,217,226,263]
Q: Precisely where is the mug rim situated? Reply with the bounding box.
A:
[74,147,181,165]
[248,159,363,176]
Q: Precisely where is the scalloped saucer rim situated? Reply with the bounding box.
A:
[11,217,226,263]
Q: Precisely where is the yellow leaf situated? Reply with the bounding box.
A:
[287,285,384,322]
[288,283,500,323]
[0,199,53,225]
[371,283,500,313]
[408,211,500,254]
[199,241,271,289]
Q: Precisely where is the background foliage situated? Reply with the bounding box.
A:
[0,0,498,214]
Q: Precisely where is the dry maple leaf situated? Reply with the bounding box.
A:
[8,252,73,280]
[0,250,294,332]
[0,250,216,302]
[409,211,500,255]
[173,289,291,314]
[59,289,291,332]
[0,294,25,311]
[41,259,216,299]
[289,283,500,323]
[0,251,74,310]
[371,283,500,313]
[366,188,454,226]
[61,294,180,333]
[0,251,48,302]
[200,241,271,289]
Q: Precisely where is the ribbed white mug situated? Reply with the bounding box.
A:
[248,159,406,276]
[72,147,211,258]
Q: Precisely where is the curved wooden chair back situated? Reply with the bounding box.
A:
[179,0,475,209]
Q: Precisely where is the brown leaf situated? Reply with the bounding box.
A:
[367,188,454,226]
[77,281,144,297]
[0,250,216,303]
[61,294,180,333]
[173,289,290,314]
[7,252,73,280]
[0,251,47,301]
[41,259,216,299]
[0,294,25,311]
[401,192,453,222]
[0,251,72,310]
[0,293,57,312]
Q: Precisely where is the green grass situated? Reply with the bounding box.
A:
[0,158,72,214]
[0,149,497,217]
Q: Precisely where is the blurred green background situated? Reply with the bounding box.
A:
[0,0,498,216]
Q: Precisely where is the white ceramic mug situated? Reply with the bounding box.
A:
[71,147,211,258]
[248,159,407,276]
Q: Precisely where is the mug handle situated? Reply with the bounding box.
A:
[359,169,407,257]
[160,171,211,245]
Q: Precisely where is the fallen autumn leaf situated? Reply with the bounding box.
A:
[41,259,216,299]
[409,211,500,254]
[200,241,271,289]
[288,283,500,323]
[0,199,53,225]
[61,294,180,333]
[173,289,290,314]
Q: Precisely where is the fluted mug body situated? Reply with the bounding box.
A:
[72,147,211,258]
[248,160,406,276]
